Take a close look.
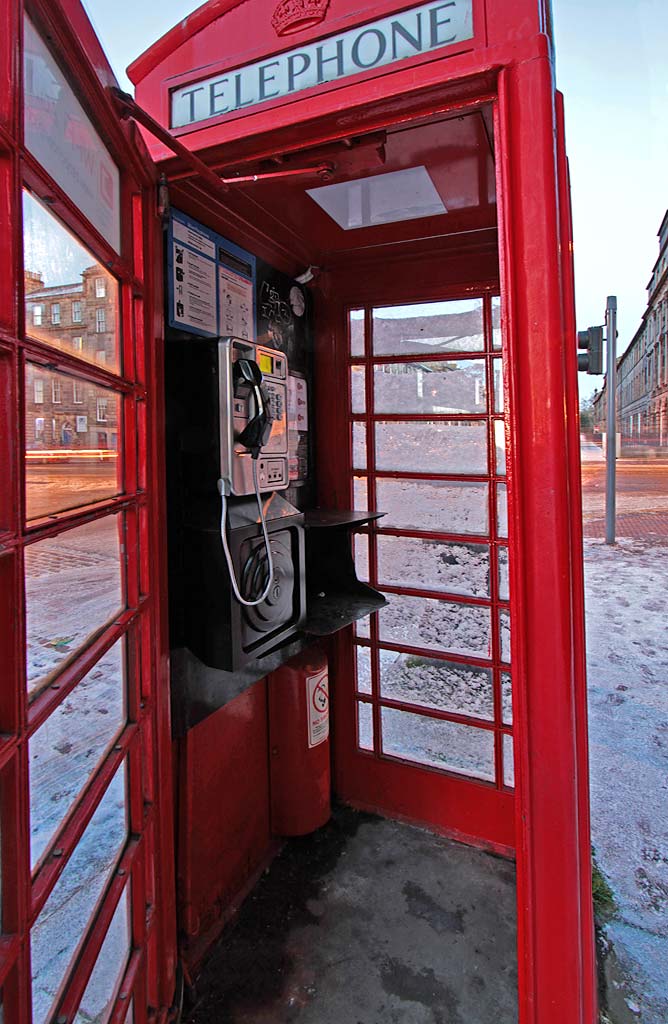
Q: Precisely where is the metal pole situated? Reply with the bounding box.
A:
[605,296,617,544]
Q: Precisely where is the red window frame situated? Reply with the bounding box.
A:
[347,293,515,794]
[0,1,176,1020]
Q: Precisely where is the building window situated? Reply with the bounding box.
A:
[95,277,106,298]
[35,417,45,442]
[52,380,61,404]
[34,379,44,404]
[72,336,83,352]
[96,398,108,422]
[72,300,82,323]
[95,350,107,366]
[73,380,83,404]
[51,303,61,325]
[96,308,106,333]
[33,304,43,326]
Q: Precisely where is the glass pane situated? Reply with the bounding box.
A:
[73,886,131,1024]
[379,649,493,720]
[353,475,368,510]
[353,534,369,582]
[23,192,120,372]
[29,639,126,868]
[501,672,513,725]
[373,360,486,415]
[493,359,504,413]
[379,594,492,659]
[350,365,366,413]
[25,514,125,699]
[31,763,128,1024]
[500,609,511,664]
[354,615,371,639]
[372,300,484,355]
[352,422,366,470]
[375,421,487,474]
[357,702,373,751]
[497,483,508,538]
[498,547,509,601]
[355,645,372,694]
[377,537,489,597]
[494,420,506,476]
[503,733,515,788]
[24,19,120,251]
[376,478,488,535]
[25,364,122,520]
[381,707,494,780]
[350,309,364,356]
[492,296,502,350]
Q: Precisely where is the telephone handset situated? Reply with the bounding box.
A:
[218,339,289,607]
[233,358,272,457]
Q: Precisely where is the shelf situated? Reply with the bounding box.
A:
[304,586,388,636]
[304,509,385,530]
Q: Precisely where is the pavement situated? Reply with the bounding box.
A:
[581,439,668,1023]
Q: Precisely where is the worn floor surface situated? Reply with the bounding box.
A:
[188,808,518,1024]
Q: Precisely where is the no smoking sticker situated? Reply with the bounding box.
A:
[306,669,329,748]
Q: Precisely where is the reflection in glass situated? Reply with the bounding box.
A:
[357,702,374,751]
[500,609,511,664]
[352,422,366,470]
[73,887,131,1024]
[349,309,364,356]
[498,547,509,601]
[23,192,120,373]
[501,672,513,725]
[25,515,125,699]
[381,707,494,780]
[492,296,502,350]
[353,534,369,582]
[377,536,489,597]
[376,478,488,535]
[372,300,484,355]
[355,645,372,694]
[350,365,366,414]
[25,364,122,520]
[378,594,492,659]
[373,360,486,415]
[29,639,126,868]
[379,649,493,719]
[503,733,515,788]
[30,763,128,1024]
[375,421,487,474]
[493,359,504,413]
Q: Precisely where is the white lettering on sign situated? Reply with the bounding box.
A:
[23,16,121,253]
[307,668,329,748]
[171,0,473,128]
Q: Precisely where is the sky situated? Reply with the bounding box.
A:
[81,0,668,401]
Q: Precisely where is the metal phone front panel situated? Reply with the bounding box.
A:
[219,337,289,495]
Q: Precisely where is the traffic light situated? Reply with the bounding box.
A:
[577,326,603,374]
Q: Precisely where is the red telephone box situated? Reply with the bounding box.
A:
[0,0,594,1021]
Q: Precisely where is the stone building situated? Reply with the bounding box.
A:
[594,210,668,450]
[24,265,119,452]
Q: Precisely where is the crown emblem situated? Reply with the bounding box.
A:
[271,0,330,36]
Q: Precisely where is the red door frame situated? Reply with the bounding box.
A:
[0,1,177,1020]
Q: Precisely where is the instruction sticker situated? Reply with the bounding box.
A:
[307,669,329,748]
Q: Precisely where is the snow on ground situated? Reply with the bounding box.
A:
[584,538,668,1023]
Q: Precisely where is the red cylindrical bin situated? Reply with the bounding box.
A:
[268,647,331,836]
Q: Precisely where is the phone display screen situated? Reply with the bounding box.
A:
[259,352,273,375]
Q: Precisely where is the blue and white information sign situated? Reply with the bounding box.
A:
[167,210,256,339]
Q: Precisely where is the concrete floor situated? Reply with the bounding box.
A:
[188,807,518,1024]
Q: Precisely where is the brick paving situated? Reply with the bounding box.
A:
[583,510,668,541]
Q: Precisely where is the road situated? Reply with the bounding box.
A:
[580,439,668,540]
